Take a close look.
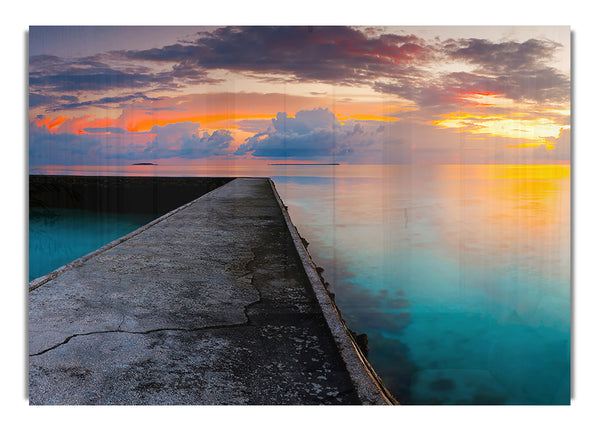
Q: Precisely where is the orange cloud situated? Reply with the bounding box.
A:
[115,92,410,132]
[53,115,119,134]
[33,116,51,128]
[123,113,275,133]
[46,115,70,130]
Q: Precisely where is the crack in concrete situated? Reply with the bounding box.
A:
[31,301,263,358]
[29,323,246,358]
[31,247,265,359]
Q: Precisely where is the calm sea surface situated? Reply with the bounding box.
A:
[29,163,571,404]
[29,208,158,280]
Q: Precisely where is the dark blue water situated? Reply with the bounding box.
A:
[29,207,157,280]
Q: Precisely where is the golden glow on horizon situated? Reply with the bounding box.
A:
[433,111,569,145]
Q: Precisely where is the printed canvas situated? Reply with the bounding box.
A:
[28,26,571,405]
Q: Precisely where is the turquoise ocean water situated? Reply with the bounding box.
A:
[29,163,571,404]
[29,207,158,280]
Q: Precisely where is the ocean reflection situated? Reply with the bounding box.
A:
[274,164,570,405]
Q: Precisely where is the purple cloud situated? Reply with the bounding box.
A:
[122,26,431,85]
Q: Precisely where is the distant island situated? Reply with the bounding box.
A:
[131,162,158,166]
[268,163,340,166]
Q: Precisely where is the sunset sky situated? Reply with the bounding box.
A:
[29,26,570,165]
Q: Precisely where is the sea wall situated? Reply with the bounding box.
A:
[29,175,232,214]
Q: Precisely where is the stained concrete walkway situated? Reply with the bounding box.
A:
[29,178,392,405]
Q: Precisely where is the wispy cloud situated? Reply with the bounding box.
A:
[54,93,162,111]
[28,54,217,102]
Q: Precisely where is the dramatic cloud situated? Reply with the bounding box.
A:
[123,26,432,85]
[119,27,569,106]
[236,108,386,161]
[436,69,569,105]
[374,64,569,107]
[440,38,569,104]
[30,27,570,113]
[28,27,570,165]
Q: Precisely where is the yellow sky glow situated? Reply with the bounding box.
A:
[432,112,568,144]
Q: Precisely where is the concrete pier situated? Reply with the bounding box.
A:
[29,178,395,405]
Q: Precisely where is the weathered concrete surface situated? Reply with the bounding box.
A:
[29,178,386,405]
